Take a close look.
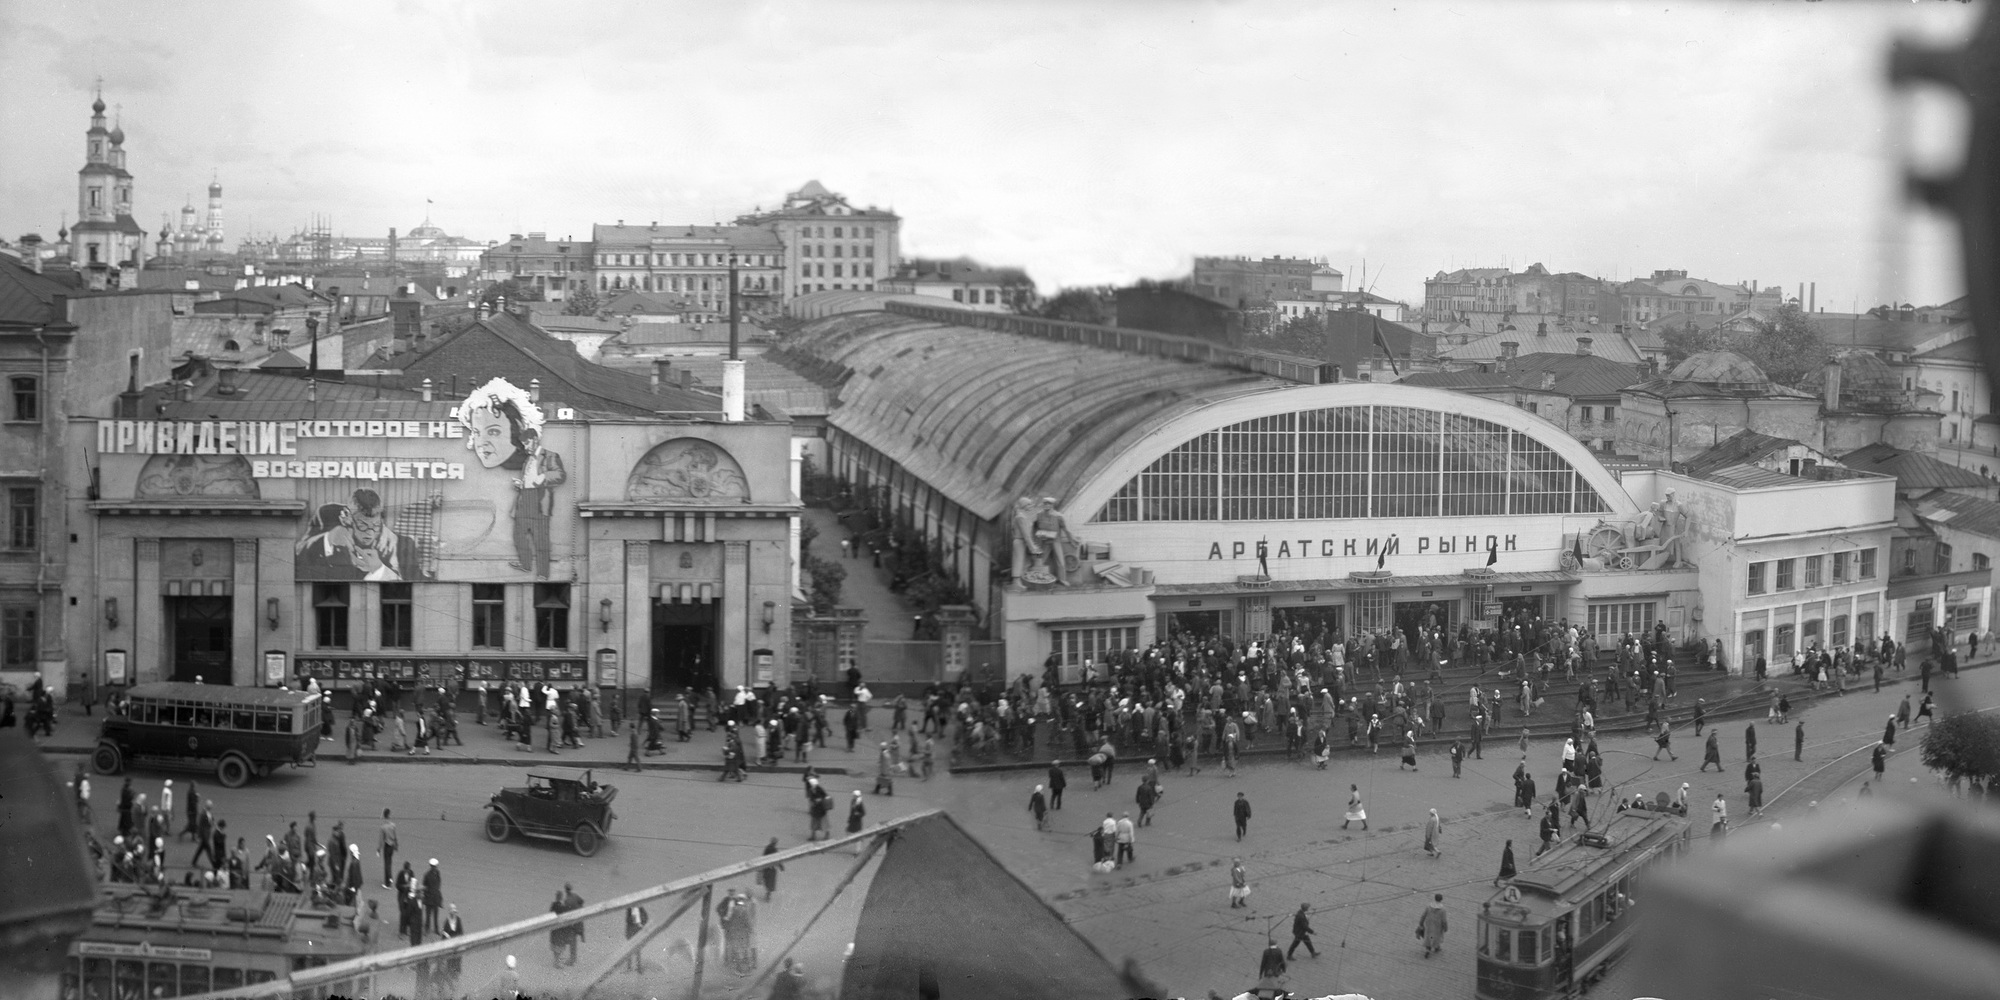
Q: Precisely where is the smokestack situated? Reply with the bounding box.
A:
[1810,282,1816,313]
[728,258,740,361]
[1576,337,1593,356]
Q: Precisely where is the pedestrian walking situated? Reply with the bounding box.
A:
[1494,840,1516,886]
[1029,785,1049,831]
[1711,794,1728,841]
[1699,731,1721,772]
[1872,742,1887,779]
[1233,791,1252,840]
[847,790,867,834]
[377,809,397,888]
[759,838,783,901]
[1745,721,1757,760]
[423,859,443,934]
[1136,779,1157,826]
[1449,738,1464,778]
[1115,812,1136,865]
[1342,785,1367,831]
[621,902,649,974]
[1259,937,1288,981]
[1747,772,1765,819]
[1419,894,1448,957]
[1400,730,1419,770]
[1422,808,1443,859]
[872,742,895,796]
[1653,724,1676,761]
[1897,695,1912,730]
[1047,761,1066,809]
[1883,714,1898,747]
[1288,903,1319,959]
[1795,721,1805,762]
[1228,857,1250,908]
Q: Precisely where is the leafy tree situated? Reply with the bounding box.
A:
[1920,711,2000,782]
[1739,303,1833,387]
[1659,321,1731,369]
[1035,286,1113,325]
[562,286,600,316]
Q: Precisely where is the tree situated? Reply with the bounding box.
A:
[1738,303,1833,387]
[1919,711,2000,782]
[1659,322,1731,369]
[562,286,600,316]
[1036,287,1113,325]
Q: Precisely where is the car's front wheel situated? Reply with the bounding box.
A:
[485,810,512,843]
[572,823,601,857]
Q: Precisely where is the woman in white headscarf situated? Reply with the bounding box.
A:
[1422,808,1443,859]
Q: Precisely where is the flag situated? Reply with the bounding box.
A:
[1376,548,1387,571]
[1487,541,1499,567]
[1572,531,1586,567]
[1371,316,1402,377]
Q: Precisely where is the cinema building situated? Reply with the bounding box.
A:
[787,300,1710,682]
[65,368,798,698]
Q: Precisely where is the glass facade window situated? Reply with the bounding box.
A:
[1051,625,1138,668]
[534,583,571,650]
[1351,590,1391,633]
[1948,603,1980,631]
[1095,405,1611,522]
[380,583,412,649]
[313,583,349,649]
[1773,623,1795,656]
[1,605,35,667]
[1588,601,1657,640]
[472,583,505,649]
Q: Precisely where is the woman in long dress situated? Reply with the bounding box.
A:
[1422,808,1442,859]
[1342,785,1368,830]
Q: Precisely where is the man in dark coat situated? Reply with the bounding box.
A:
[1745,722,1757,760]
[1288,903,1319,959]
[1700,731,1721,772]
[1046,760,1066,810]
[1233,792,1252,840]
[1494,840,1516,886]
[422,859,444,934]
[1795,721,1806,762]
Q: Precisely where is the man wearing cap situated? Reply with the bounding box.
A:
[423,859,444,934]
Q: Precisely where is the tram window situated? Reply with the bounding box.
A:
[1542,925,1553,961]
[1579,902,1593,937]
[255,710,277,733]
[1493,928,1511,961]
[83,957,111,1000]
[148,960,179,996]
[277,711,294,733]
[179,965,209,994]
[233,709,254,730]
[115,959,144,998]
[1516,929,1537,964]
[211,968,243,991]
[246,969,277,984]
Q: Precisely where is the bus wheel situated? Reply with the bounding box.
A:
[92,742,123,775]
[216,754,253,789]
[485,811,512,843]
[572,823,601,857]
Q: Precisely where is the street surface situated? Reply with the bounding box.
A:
[48,661,1991,1000]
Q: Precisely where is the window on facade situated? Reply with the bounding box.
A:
[1976,553,1991,570]
[1747,562,1766,594]
[833,264,843,277]
[1832,614,1849,648]
[1351,590,1392,633]
[1804,555,1824,587]
[314,584,350,649]
[88,190,101,208]
[380,583,412,649]
[1904,548,1918,574]
[472,583,505,649]
[10,377,37,422]
[534,583,570,650]
[952,289,964,302]
[1833,551,1850,581]
[4,486,35,550]
[832,226,842,238]
[1774,623,1795,656]
[1859,548,1877,578]
[1948,603,1980,632]
[1578,406,1592,422]
[1050,625,1138,668]
[1936,542,1954,575]
[1,606,35,668]
[1588,602,1657,639]
[1775,559,1795,590]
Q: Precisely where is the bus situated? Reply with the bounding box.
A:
[93,683,322,789]
[1475,806,1691,1000]
[63,884,369,1000]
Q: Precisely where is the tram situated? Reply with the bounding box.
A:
[62,884,368,1000]
[1475,806,1691,1000]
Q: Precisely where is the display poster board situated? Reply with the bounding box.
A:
[263,650,288,685]
[105,649,127,685]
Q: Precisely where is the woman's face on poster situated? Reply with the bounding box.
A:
[465,407,518,468]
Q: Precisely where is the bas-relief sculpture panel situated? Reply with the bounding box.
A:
[627,438,751,505]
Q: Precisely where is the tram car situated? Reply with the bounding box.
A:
[1475,806,1691,1000]
[62,883,368,1000]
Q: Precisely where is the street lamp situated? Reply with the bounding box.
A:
[599,598,614,632]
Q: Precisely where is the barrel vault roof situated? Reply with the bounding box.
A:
[785,310,1283,520]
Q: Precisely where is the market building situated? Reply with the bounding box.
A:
[65,366,798,700]
[783,300,1710,684]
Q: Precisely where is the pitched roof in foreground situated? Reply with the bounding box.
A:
[840,812,1145,1000]
[1840,443,1992,492]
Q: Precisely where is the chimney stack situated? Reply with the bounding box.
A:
[1810,282,1816,313]
[681,368,695,391]
[1537,321,1549,336]
[216,368,239,396]
[421,378,433,402]
[528,378,541,403]
[1500,341,1519,361]
[1577,337,1593,356]
[653,358,672,394]
[1823,360,1842,412]
[1541,371,1558,391]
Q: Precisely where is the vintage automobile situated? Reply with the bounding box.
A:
[485,769,618,857]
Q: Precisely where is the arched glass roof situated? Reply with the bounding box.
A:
[1093,404,1611,522]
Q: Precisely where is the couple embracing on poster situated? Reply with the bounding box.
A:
[460,378,566,579]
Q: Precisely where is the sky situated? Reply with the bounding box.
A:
[0,0,1982,310]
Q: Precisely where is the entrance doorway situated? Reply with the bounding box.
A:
[168,596,232,684]
[1498,594,1549,623]
[1393,600,1457,662]
[1272,605,1343,642]
[652,601,718,695]
[1165,609,1227,641]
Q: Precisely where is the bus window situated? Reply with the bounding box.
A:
[278,711,293,734]
[246,969,277,984]
[173,703,195,727]
[1516,929,1537,965]
[233,709,254,730]
[115,959,143,999]
[1493,927,1511,962]
[192,706,212,728]
[178,964,208,995]
[1543,923,1554,961]
[148,960,179,997]
[211,968,243,991]
[255,711,277,733]
[304,701,320,731]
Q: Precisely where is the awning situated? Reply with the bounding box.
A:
[1153,569,1580,598]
